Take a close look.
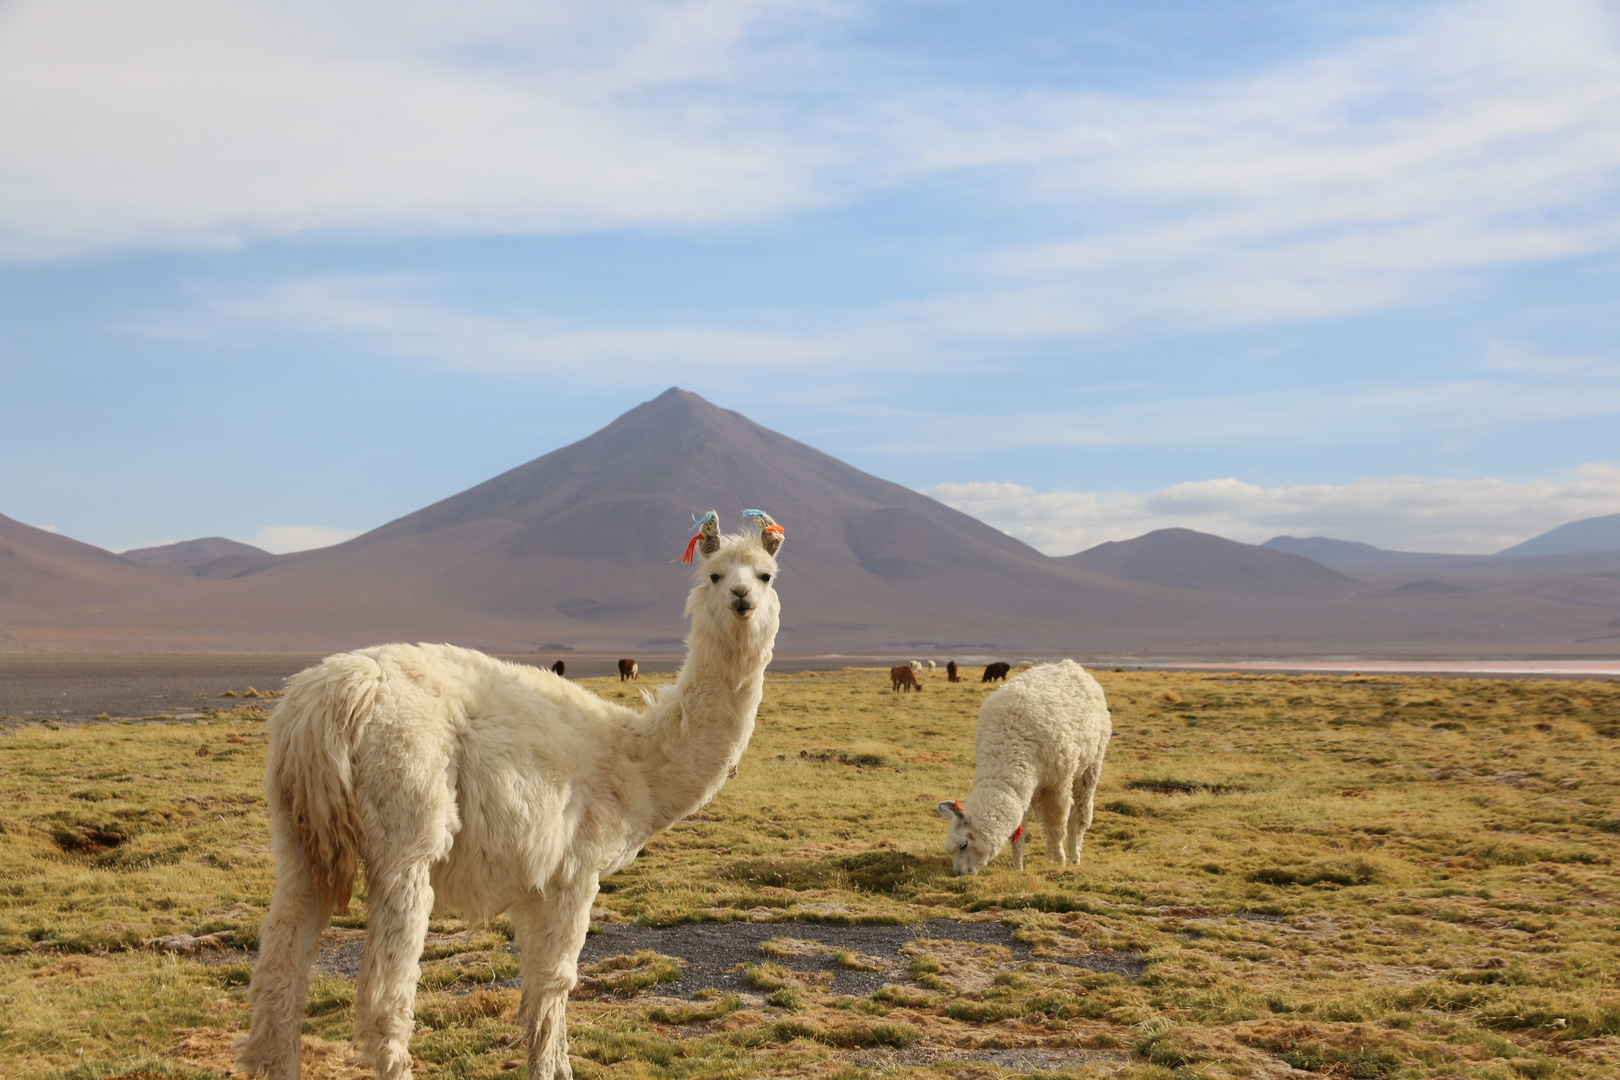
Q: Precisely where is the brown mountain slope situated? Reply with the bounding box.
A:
[0,513,174,610]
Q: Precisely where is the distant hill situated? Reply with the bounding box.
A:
[1264,533,1620,585]
[1063,529,1363,598]
[121,537,271,578]
[1264,536,1397,570]
[1497,512,1620,557]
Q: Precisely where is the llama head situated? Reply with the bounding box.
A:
[684,510,782,635]
[937,799,992,876]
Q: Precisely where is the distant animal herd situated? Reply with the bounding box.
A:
[887,657,1023,690]
[238,508,1110,1080]
[534,656,1028,690]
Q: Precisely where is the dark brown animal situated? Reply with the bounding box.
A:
[551,660,565,677]
[890,664,922,692]
[981,662,1011,682]
[617,658,639,681]
[946,660,960,682]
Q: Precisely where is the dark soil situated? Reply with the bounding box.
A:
[301,918,1142,999]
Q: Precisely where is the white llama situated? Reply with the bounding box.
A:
[937,659,1110,875]
[235,510,784,1080]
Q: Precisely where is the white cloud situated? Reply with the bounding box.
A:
[242,525,362,554]
[0,0,824,257]
[926,463,1620,555]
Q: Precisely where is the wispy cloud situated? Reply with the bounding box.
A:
[927,464,1620,555]
[138,270,1620,449]
[140,275,894,374]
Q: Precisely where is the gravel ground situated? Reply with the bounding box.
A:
[293,918,1143,999]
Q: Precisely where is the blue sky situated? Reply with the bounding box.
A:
[3,0,1619,556]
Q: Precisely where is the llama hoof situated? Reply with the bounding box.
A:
[528,1046,574,1080]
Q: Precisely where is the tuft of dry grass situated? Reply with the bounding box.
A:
[2,667,1618,1078]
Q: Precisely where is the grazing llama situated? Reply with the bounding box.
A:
[938,660,1110,875]
[617,658,639,681]
[235,510,785,1080]
[890,664,923,692]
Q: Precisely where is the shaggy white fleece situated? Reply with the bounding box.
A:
[938,659,1111,875]
[236,512,782,1080]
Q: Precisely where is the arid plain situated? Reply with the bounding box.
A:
[3,665,1617,1080]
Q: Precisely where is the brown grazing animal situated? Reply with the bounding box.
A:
[890,664,923,692]
[617,658,639,681]
[946,660,960,682]
[981,662,1011,682]
[551,660,566,677]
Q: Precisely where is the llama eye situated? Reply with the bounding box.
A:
[958,841,970,851]
[759,573,772,583]
[709,574,721,584]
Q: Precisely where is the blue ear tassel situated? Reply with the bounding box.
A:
[692,510,717,530]
[742,509,765,519]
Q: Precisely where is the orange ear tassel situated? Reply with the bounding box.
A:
[675,533,703,564]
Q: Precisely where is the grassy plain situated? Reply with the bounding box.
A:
[1,667,1617,1079]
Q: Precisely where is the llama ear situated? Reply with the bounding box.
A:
[744,509,784,556]
[937,800,966,822]
[697,510,722,558]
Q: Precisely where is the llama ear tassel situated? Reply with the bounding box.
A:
[743,508,785,556]
[675,510,722,564]
[937,800,966,821]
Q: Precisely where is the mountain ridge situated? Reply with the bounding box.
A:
[4,390,1620,656]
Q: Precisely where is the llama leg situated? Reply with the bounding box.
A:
[1067,765,1101,865]
[1040,788,1074,867]
[511,878,598,1080]
[235,825,330,1080]
[351,859,435,1080]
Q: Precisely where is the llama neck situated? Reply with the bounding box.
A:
[625,613,774,838]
